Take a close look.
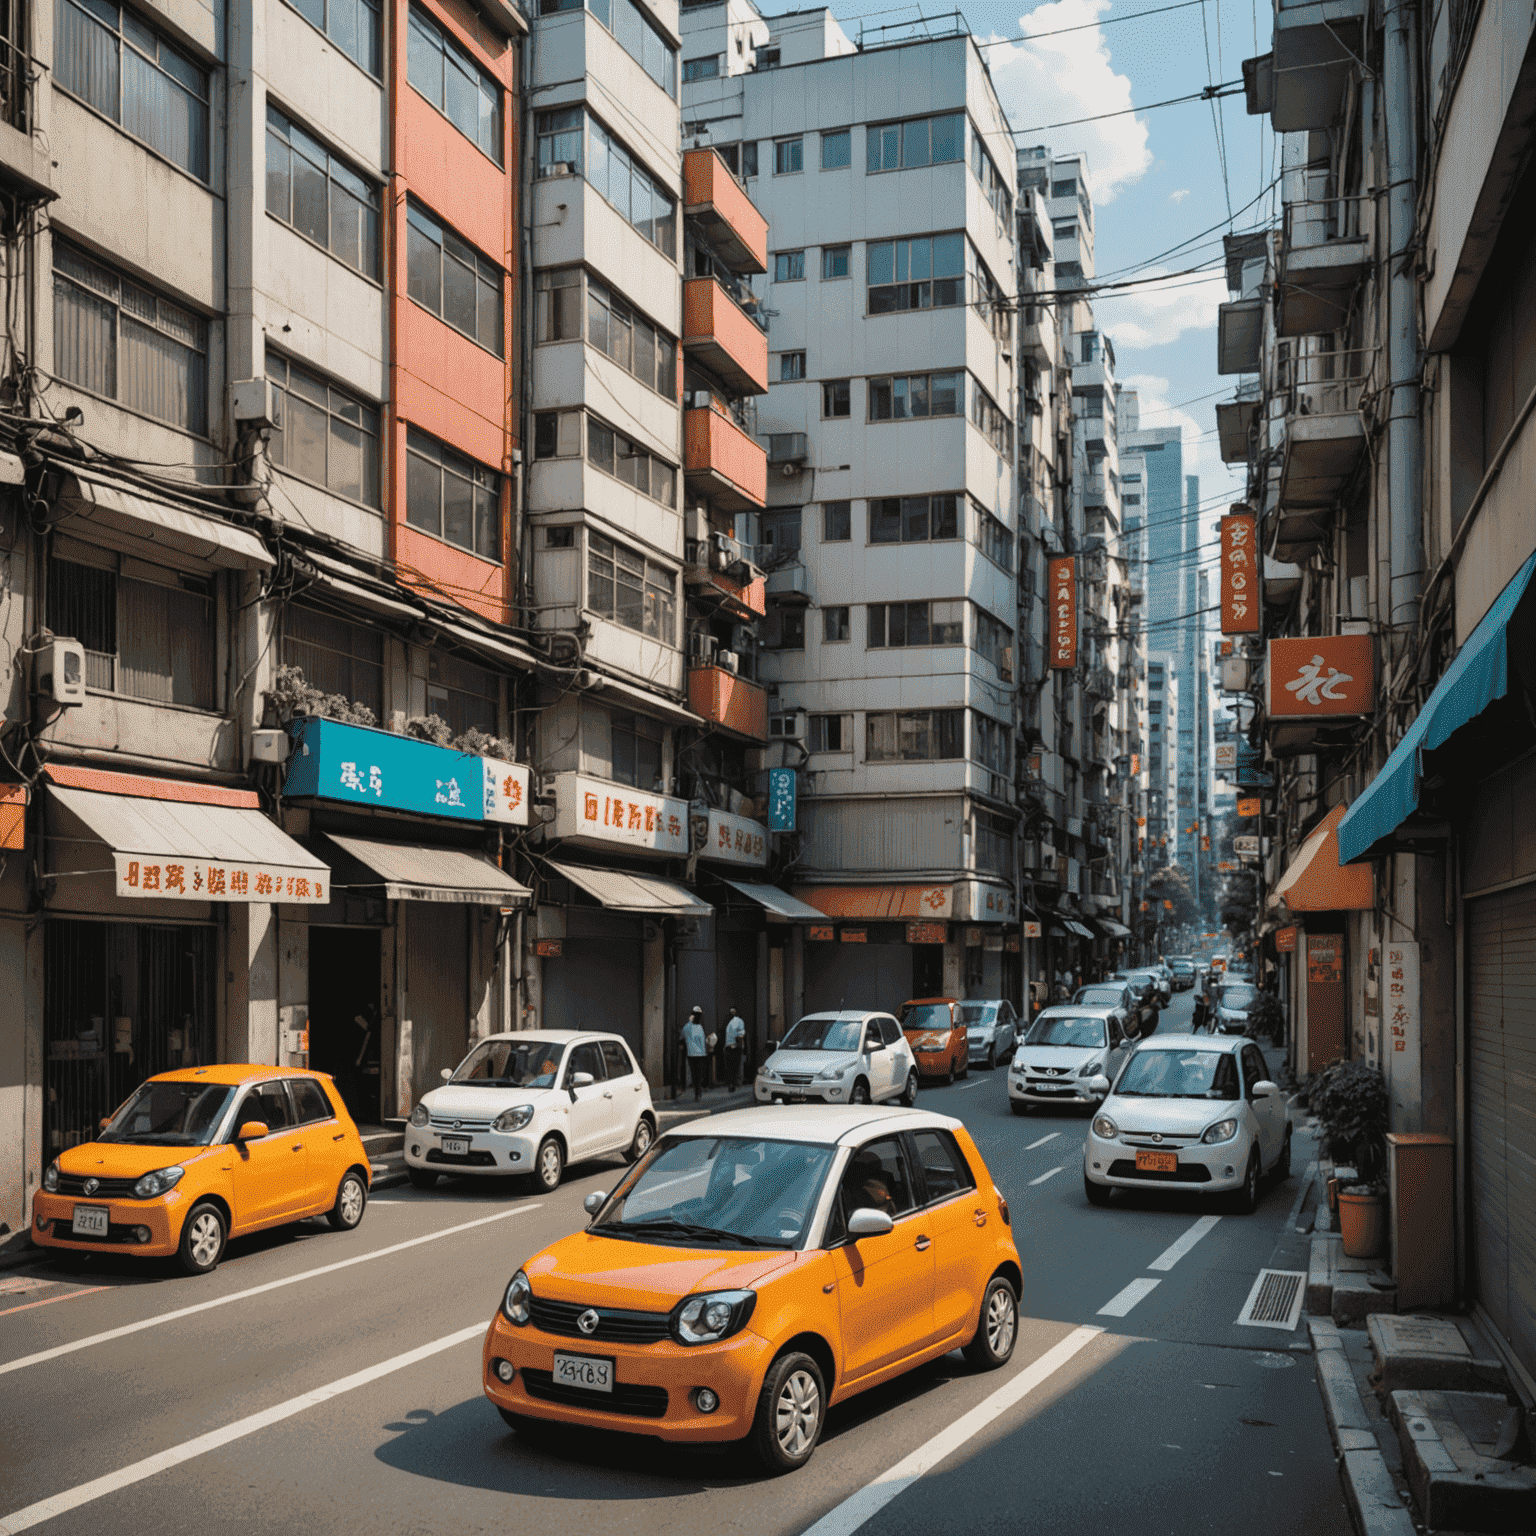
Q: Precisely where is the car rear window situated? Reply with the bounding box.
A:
[289,1079,334,1125]
[601,1040,634,1078]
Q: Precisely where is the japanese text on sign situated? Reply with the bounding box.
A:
[768,768,797,832]
[1048,556,1077,670]
[1385,941,1418,1054]
[116,855,326,904]
[1220,510,1260,634]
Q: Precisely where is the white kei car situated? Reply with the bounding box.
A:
[755,1011,919,1107]
[405,1031,656,1193]
[1082,1033,1291,1212]
[1008,1006,1134,1113]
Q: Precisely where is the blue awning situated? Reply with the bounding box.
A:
[1337,548,1536,864]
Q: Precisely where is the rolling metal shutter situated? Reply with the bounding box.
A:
[1466,880,1536,1384]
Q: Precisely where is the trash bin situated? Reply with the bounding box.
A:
[1387,1132,1454,1310]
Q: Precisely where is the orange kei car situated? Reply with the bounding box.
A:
[900,998,970,1084]
[482,1106,1021,1472]
[33,1065,371,1275]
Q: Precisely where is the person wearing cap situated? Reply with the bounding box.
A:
[682,1006,708,1101]
[723,1005,746,1090]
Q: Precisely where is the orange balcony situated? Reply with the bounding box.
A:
[683,149,768,274]
[688,665,769,742]
[686,564,768,619]
[685,406,767,512]
[682,278,769,397]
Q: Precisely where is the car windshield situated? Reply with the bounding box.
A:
[782,1016,865,1052]
[1025,1015,1107,1048]
[1220,986,1258,1009]
[903,1005,953,1032]
[956,1004,998,1025]
[1115,1050,1240,1100]
[593,1135,836,1249]
[1076,987,1123,1006]
[99,1080,236,1146]
[450,1039,563,1088]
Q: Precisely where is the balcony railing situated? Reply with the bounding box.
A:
[684,405,768,512]
[1277,194,1371,336]
[682,148,768,275]
[682,278,770,396]
[687,664,769,742]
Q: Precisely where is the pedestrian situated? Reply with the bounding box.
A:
[1192,980,1211,1033]
[723,1004,746,1090]
[682,1006,708,1101]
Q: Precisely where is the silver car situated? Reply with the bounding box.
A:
[755,1011,918,1106]
[1009,1006,1135,1114]
[957,999,1020,1070]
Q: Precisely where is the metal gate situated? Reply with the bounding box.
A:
[43,918,216,1154]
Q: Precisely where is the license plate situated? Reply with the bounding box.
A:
[1135,1149,1179,1174]
[1032,1082,1065,1093]
[552,1352,613,1393]
[441,1137,470,1156]
[71,1204,109,1237]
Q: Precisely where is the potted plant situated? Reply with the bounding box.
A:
[1310,1059,1389,1257]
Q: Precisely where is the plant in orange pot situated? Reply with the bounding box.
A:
[1310,1059,1389,1259]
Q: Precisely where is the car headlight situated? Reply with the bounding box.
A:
[132,1165,185,1200]
[43,1160,59,1193]
[815,1063,849,1081]
[1092,1114,1118,1139]
[670,1288,756,1346]
[502,1269,532,1325]
[409,1104,429,1128]
[758,1068,779,1083]
[1010,1054,1026,1074]
[920,1034,948,1050]
[1202,1118,1239,1144]
[492,1105,535,1134]
[1078,1059,1103,1078]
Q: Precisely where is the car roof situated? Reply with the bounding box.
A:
[794,1010,890,1022]
[903,997,957,1009]
[1035,1004,1118,1018]
[149,1064,331,1086]
[1132,1031,1245,1054]
[471,1030,623,1046]
[668,1105,963,1146]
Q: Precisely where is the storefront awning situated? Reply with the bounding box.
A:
[1337,549,1536,864]
[326,834,530,905]
[1271,804,1374,912]
[720,880,829,922]
[548,860,711,916]
[59,471,274,570]
[791,884,955,921]
[1100,919,1133,937]
[1047,918,1096,939]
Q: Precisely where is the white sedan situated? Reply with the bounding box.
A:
[1082,1034,1291,1212]
[756,1012,919,1107]
[1008,1006,1134,1113]
[405,1031,656,1193]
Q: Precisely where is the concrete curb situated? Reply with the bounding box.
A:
[1308,1318,1417,1536]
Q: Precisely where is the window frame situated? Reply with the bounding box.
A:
[282,601,385,723]
[773,249,805,282]
[867,493,960,546]
[820,244,851,281]
[822,605,850,643]
[865,600,964,649]
[820,128,850,170]
[584,412,678,508]
[266,350,381,508]
[822,501,851,541]
[867,371,964,422]
[404,200,503,354]
[865,111,964,174]
[864,709,964,763]
[821,379,850,418]
[773,136,803,175]
[778,351,806,383]
[404,425,503,563]
[265,102,383,282]
[406,2,503,164]
[283,0,382,78]
[586,531,677,645]
[808,713,848,752]
[866,232,966,315]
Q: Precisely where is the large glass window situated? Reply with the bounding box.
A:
[610,711,663,789]
[587,533,675,642]
[975,608,1013,679]
[406,201,503,354]
[548,0,675,96]
[867,233,965,313]
[53,243,207,434]
[586,415,676,507]
[773,137,802,175]
[866,112,963,173]
[584,273,677,396]
[55,0,209,178]
[267,352,380,506]
[979,506,1013,569]
[972,711,1010,775]
[405,427,501,561]
[283,603,384,720]
[407,4,501,163]
[970,130,1012,222]
[865,709,963,762]
[427,650,497,735]
[867,371,963,421]
[823,501,851,541]
[284,0,380,77]
[682,55,718,82]
[266,105,380,279]
[866,600,963,648]
[868,493,958,544]
[971,379,1013,458]
[536,109,676,258]
[821,129,850,169]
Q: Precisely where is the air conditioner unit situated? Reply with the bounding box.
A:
[230,379,283,432]
[36,637,85,706]
[688,631,718,665]
[538,160,579,178]
[769,711,805,741]
[717,650,740,674]
[767,432,808,468]
[710,532,739,572]
[685,508,710,546]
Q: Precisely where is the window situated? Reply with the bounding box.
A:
[406,202,503,354]
[867,234,965,313]
[773,250,805,282]
[912,1129,975,1202]
[682,55,718,81]
[534,267,582,342]
[778,351,805,382]
[586,415,677,507]
[974,808,1013,878]
[761,509,801,559]
[969,131,1012,222]
[821,128,850,169]
[868,371,963,421]
[821,379,849,417]
[979,507,1013,569]
[866,600,963,647]
[576,0,676,97]
[821,245,850,280]
[741,142,758,178]
[866,112,964,172]
[407,4,501,162]
[289,1079,335,1125]
[535,105,583,176]
[284,603,384,721]
[975,609,1013,679]
[869,494,958,544]
[610,711,663,789]
[822,606,849,642]
[588,533,676,642]
[1051,178,1077,198]
[972,711,1010,774]
[822,501,850,541]
[809,714,847,752]
[865,709,963,761]
[427,650,497,735]
[285,0,380,75]
[773,137,803,175]
[56,0,210,177]
[48,551,215,709]
[970,245,1011,346]
[585,112,676,256]
[267,352,380,506]
[763,608,804,649]
[971,380,1012,458]
[583,273,677,396]
[533,409,582,458]
[601,1040,635,1078]
[54,244,208,433]
[1053,220,1078,240]
[266,105,380,278]
[406,428,501,560]
[544,525,575,548]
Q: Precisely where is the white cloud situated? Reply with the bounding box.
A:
[985,1,1153,204]
[1093,267,1228,350]
[1168,188,1191,203]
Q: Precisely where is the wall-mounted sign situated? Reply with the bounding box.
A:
[808,924,834,942]
[1214,742,1237,769]
[482,757,532,826]
[906,922,948,945]
[964,926,984,948]
[1023,920,1042,939]
[703,808,769,868]
[1236,796,1262,818]
[286,717,489,822]
[1233,835,1260,855]
[1048,556,1077,669]
[1384,940,1418,1054]
[1266,635,1374,718]
[1220,510,1260,634]
[552,772,688,857]
[1275,926,1297,953]
[117,856,327,904]
[534,938,563,958]
[840,927,867,943]
[767,767,796,831]
[1307,935,1342,985]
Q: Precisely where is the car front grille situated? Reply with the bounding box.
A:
[56,1174,141,1199]
[520,1369,669,1418]
[1029,1065,1070,1077]
[1108,1159,1212,1183]
[429,1115,493,1133]
[529,1295,672,1345]
[778,1074,815,1086]
[425,1149,497,1166]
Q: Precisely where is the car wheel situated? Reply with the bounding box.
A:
[1011,1101,1030,1116]
[177,1202,227,1275]
[750,1351,826,1474]
[1084,1175,1112,1207]
[985,1044,996,1071]
[533,1136,564,1193]
[848,1078,871,1106]
[327,1171,368,1231]
[945,1059,955,1086]
[1273,1122,1292,1180]
[497,1408,554,1443]
[628,1116,655,1163]
[1231,1148,1262,1214]
[959,1053,969,1080]
[963,1277,1018,1370]
[899,1069,918,1107]
[407,1168,437,1191]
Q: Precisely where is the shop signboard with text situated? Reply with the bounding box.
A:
[1266,636,1374,718]
[482,757,532,826]
[117,856,327,904]
[1220,509,1260,633]
[552,772,688,857]
[702,808,769,867]
[1048,556,1077,668]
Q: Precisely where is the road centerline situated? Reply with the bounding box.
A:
[1025,1133,1061,1150]
[1028,1165,1065,1186]
[1098,1277,1161,1316]
[1147,1214,1222,1272]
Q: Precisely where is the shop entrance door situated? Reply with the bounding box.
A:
[308,927,382,1125]
[912,944,944,998]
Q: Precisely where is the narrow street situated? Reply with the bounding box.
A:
[0,995,1354,1536]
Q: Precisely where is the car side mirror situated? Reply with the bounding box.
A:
[440,1067,453,1081]
[100,1116,112,1131]
[236,1120,269,1142]
[847,1208,895,1238]
[1251,1080,1279,1098]
[1088,1076,1111,1095]
[569,1071,595,1100]
[583,1191,607,1216]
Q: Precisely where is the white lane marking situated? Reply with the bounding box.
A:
[1025,1134,1060,1150]
[1147,1214,1222,1272]
[799,1325,1103,1536]
[0,1323,485,1532]
[1286,1159,1318,1232]
[0,1205,541,1379]
[956,1079,984,1091]
[1028,1166,1065,1186]
[1098,1277,1161,1316]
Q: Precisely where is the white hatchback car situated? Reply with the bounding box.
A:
[756,1011,919,1107]
[1008,1006,1134,1113]
[1082,1034,1290,1212]
[405,1031,656,1193]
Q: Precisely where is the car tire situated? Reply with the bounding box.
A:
[533,1135,564,1193]
[899,1070,918,1107]
[848,1077,871,1106]
[1084,1175,1112,1207]
[407,1168,437,1191]
[1232,1148,1262,1214]
[945,1059,955,1086]
[959,1055,969,1080]
[497,1408,554,1442]
[628,1116,655,1163]
[327,1170,368,1231]
[750,1351,826,1474]
[177,1201,227,1275]
[1011,1101,1030,1116]
[962,1277,1018,1370]
[1273,1122,1292,1181]
[985,1044,996,1071]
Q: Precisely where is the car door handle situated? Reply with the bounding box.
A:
[602,1091,613,1099]
[291,1144,303,1153]
[914,1235,931,1251]
[333,1133,345,1142]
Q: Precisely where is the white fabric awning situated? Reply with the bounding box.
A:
[297,549,423,620]
[60,472,274,570]
[548,860,712,916]
[721,880,829,922]
[326,834,530,905]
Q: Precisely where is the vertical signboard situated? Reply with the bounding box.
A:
[1220,509,1259,634]
[767,767,796,831]
[1048,556,1077,669]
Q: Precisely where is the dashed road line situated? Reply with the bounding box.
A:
[1147,1214,1222,1272]
[1025,1133,1061,1150]
[1098,1277,1161,1316]
[0,1286,111,1320]
[1029,1166,1065,1186]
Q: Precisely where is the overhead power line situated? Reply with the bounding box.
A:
[1010,81,1245,136]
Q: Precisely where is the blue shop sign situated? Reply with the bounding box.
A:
[283,717,482,821]
[768,767,796,832]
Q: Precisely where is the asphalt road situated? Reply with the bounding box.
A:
[0,991,1351,1536]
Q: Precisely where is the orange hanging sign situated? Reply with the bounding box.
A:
[1266,635,1375,718]
[1048,556,1077,669]
[1220,509,1260,634]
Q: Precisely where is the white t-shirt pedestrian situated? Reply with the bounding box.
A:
[724,1014,745,1048]
[682,1019,707,1057]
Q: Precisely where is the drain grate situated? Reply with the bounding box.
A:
[1236,1269,1307,1331]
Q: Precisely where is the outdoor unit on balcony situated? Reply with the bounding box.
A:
[769,711,805,741]
[767,432,808,474]
[717,651,740,674]
[710,532,740,571]
[689,631,719,666]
